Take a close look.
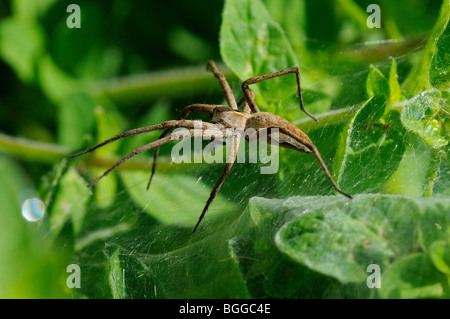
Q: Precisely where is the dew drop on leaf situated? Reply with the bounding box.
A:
[21,198,46,222]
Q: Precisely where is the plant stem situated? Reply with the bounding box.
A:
[0,133,68,164]
[0,132,209,172]
[91,62,237,105]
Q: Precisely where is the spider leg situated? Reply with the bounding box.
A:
[192,134,241,233]
[236,96,245,109]
[146,104,219,190]
[275,126,352,199]
[237,89,255,114]
[241,66,318,122]
[207,60,238,110]
[71,119,217,158]
[87,128,209,188]
[309,145,352,199]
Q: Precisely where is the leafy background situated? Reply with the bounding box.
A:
[0,0,448,298]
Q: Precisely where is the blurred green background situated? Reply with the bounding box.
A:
[0,0,444,298]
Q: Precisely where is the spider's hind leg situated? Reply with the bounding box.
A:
[310,145,352,199]
[241,66,318,122]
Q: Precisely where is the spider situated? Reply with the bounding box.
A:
[72,60,352,233]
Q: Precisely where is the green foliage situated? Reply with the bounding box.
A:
[0,0,449,299]
[400,90,448,148]
[220,0,300,121]
[333,95,406,194]
[105,247,128,299]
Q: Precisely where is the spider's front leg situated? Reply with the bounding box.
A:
[192,134,241,233]
[71,119,219,187]
[71,119,216,158]
[147,104,219,190]
[83,127,222,188]
[207,60,238,110]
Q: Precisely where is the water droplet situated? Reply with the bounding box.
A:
[21,198,46,222]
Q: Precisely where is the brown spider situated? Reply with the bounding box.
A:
[72,60,352,233]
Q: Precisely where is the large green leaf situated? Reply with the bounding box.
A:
[49,167,91,238]
[366,65,390,98]
[419,197,450,251]
[429,240,450,276]
[0,17,44,82]
[220,0,320,121]
[403,0,450,95]
[275,195,421,283]
[105,247,128,299]
[382,133,442,196]
[400,89,448,149]
[379,253,448,299]
[334,96,406,194]
[119,171,236,228]
[231,194,450,297]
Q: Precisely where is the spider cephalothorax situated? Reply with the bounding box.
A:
[72,60,352,233]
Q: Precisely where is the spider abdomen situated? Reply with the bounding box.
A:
[246,112,314,151]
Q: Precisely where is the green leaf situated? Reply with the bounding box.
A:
[49,167,91,238]
[400,90,448,149]
[120,99,171,155]
[0,17,44,82]
[433,145,450,196]
[276,118,348,197]
[264,0,308,61]
[430,15,450,89]
[58,91,97,149]
[335,0,369,30]
[38,54,78,105]
[419,198,450,251]
[249,195,347,245]
[248,196,295,245]
[380,254,447,299]
[105,247,128,299]
[94,106,125,156]
[226,237,252,298]
[229,211,349,298]
[383,133,442,196]
[429,241,450,275]
[403,0,450,95]
[334,96,406,194]
[276,207,391,283]
[119,171,236,228]
[91,106,125,208]
[12,0,57,21]
[366,65,389,98]
[220,0,303,121]
[275,195,421,283]
[388,58,403,104]
[121,214,252,298]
